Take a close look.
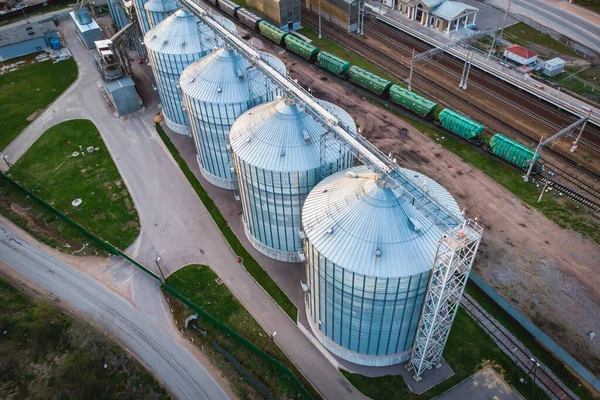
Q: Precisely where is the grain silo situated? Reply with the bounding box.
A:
[133,0,151,34]
[180,48,283,190]
[302,165,463,366]
[229,98,355,262]
[144,0,179,29]
[145,9,219,135]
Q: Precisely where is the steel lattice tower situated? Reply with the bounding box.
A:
[410,219,483,380]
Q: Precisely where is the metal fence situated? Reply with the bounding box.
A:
[0,171,314,399]
[469,272,600,392]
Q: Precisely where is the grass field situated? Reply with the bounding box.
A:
[0,278,169,399]
[0,57,77,150]
[342,308,546,400]
[503,23,579,58]
[7,119,140,250]
[165,264,318,399]
[155,123,298,321]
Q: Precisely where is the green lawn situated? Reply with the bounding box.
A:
[8,119,140,250]
[0,278,169,399]
[342,308,547,400]
[165,264,318,399]
[0,57,77,150]
[155,123,298,321]
[572,0,600,13]
[466,282,597,400]
[503,22,580,58]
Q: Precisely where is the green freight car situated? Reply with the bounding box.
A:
[389,85,438,117]
[490,133,540,169]
[317,51,351,76]
[438,108,484,140]
[284,35,319,61]
[258,21,289,45]
[348,66,393,95]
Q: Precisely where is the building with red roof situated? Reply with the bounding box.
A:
[503,44,538,66]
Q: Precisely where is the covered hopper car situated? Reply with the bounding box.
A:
[258,21,289,46]
[236,8,262,29]
[284,35,319,61]
[218,0,240,17]
[490,133,540,169]
[438,108,484,141]
[348,66,393,96]
[317,51,351,77]
[389,85,437,117]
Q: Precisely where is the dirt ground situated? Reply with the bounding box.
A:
[252,40,600,374]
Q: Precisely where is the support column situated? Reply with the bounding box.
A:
[472,13,476,25]
[445,20,450,34]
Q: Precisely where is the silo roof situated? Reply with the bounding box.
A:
[144,9,217,55]
[318,100,356,135]
[144,0,179,13]
[230,98,344,172]
[302,166,462,278]
[260,52,286,75]
[179,48,269,104]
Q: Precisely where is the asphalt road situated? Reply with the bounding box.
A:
[487,0,600,52]
[0,18,367,400]
[0,222,230,400]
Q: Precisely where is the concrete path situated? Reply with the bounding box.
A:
[0,222,231,400]
[435,366,521,400]
[0,17,367,400]
[486,0,600,52]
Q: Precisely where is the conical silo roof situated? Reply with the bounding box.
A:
[318,100,356,135]
[144,9,218,55]
[230,98,351,172]
[179,48,270,104]
[302,165,462,278]
[260,52,286,75]
[144,0,178,13]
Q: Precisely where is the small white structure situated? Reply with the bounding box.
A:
[503,44,537,66]
[543,57,566,76]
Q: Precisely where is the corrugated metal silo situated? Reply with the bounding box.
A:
[145,9,219,135]
[144,0,179,29]
[133,0,151,34]
[180,48,281,190]
[230,98,354,262]
[302,165,462,366]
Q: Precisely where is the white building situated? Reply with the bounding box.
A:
[543,57,566,76]
[503,44,538,66]
[397,0,478,34]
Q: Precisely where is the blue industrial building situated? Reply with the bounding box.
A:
[70,9,102,49]
[0,21,58,62]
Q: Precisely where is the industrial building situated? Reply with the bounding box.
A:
[70,9,102,49]
[396,0,478,34]
[302,166,463,366]
[146,9,219,135]
[230,98,355,262]
[100,77,143,116]
[0,20,59,61]
[180,48,283,190]
[108,0,129,29]
[543,57,565,76]
[305,0,363,32]
[145,0,179,29]
[133,0,152,34]
[247,0,301,31]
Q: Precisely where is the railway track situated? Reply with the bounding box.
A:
[461,294,575,400]
[366,16,600,154]
[302,10,600,210]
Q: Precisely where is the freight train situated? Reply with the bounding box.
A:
[203,1,541,171]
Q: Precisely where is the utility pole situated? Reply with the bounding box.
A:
[318,0,322,39]
[459,50,473,89]
[360,0,365,35]
[529,357,540,399]
[407,49,415,91]
[490,0,511,57]
[570,110,592,152]
[155,256,166,282]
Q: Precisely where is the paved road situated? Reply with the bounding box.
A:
[0,18,366,400]
[0,223,230,400]
[487,0,600,52]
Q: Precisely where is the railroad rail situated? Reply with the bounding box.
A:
[301,10,600,210]
[462,294,576,400]
[366,16,600,155]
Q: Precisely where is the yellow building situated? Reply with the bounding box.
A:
[305,0,364,32]
[248,0,302,30]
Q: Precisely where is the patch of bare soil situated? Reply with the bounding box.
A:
[283,55,600,374]
[26,108,45,121]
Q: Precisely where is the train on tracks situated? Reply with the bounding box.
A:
[204,1,541,171]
